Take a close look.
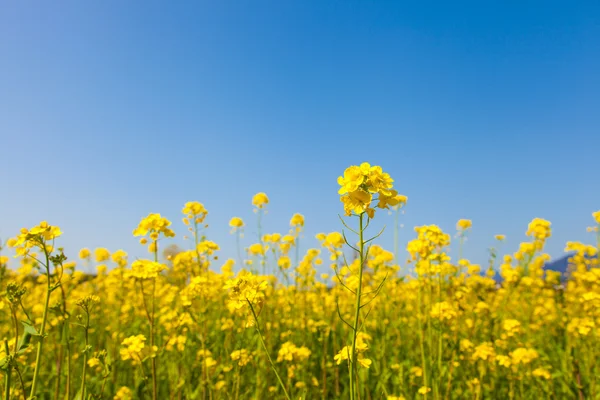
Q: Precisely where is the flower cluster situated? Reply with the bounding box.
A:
[337,162,401,217]
[120,335,157,365]
[223,269,268,310]
[334,332,372,369]
[526,218,552,248]
[129,259,167,280]
[252,192,269,210]
[182,201,208,226]
[277,341,311,362]
[132,213,175,242]
[7,221,62,256]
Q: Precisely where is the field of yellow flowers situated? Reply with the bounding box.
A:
[1,163,599,400]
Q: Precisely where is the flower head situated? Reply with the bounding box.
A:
[223,269,268,310]
[132,213,175,240]
[252,192,269,209]
[338,163,399,218]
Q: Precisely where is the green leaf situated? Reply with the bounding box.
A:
[0,356,8,371]
[17,320,40,352]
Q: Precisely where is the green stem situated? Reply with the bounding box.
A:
[150,247,158,400]
[417,278,429,399]
[4,340,10,400]
[80,311,90,399]
[29,246,52,399]
[349,213,366,400]
[248,302,291,400]
[151,278,158,400]
[437,271,443,396]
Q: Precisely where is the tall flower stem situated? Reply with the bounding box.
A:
[4,340,11,400]
[248,302,291,400]
[79,310,90,399]
[417,278,429,399]
[150,247,159,400]
[29,244,52,399]
[349,213,365,400]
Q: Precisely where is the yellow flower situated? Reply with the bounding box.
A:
[338,163,398,218]
[333,333,371,368]
[567,317,595,336]
[278,256,291,270]
[593,210,600,224]
[496,355,511,368]
[341,189,372,216]
[248,243,269,257]
[510,347,538,365]
[337,165,364,195]
[197,241,220,255]
[230,349,252,366]
[8,222,62,256]
[87,357,101,368]
[229,217,244,229]
[132,213,175,239]
[418,386,432,395]
[223,270,268,310]
[120,335,156,365]
[430,301,457,321]
[325,232,344,248]
[526,218,552,242]
[472,342,496,362]
[252,192,269,209]
[495,234,506,241]
[114,387,132,400]
[94,247,110,262]
[290,213,304,227]
[182,201,208,224]
[533,368,552,380]
[456,219,472,231]
[502,319,521,337]
[277,341,311,362]
[111,249,128,267]
[129,260,167,280]
[215,380,226,390]
[392,194,408,210]
[79,248,91,260]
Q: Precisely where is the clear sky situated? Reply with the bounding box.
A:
[1,1,599,273]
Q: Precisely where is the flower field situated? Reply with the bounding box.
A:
[1,163,599,400]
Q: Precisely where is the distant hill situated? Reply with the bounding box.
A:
[544,253,598,282]
[544,253,574,276]
[488,253,596,283]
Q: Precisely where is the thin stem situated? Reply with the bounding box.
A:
[29,244,52,399]
[248,302,292,400]
[80,310,90,399]
[417,277,429,399]
[150,247,159,400]
[13,364,25,400]
[349,213,366,400]
[151,278,158,400]
[4,340,11,400]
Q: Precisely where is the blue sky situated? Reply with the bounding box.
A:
[1,1,599,274]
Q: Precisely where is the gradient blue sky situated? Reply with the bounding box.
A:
[1,1,599,273]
